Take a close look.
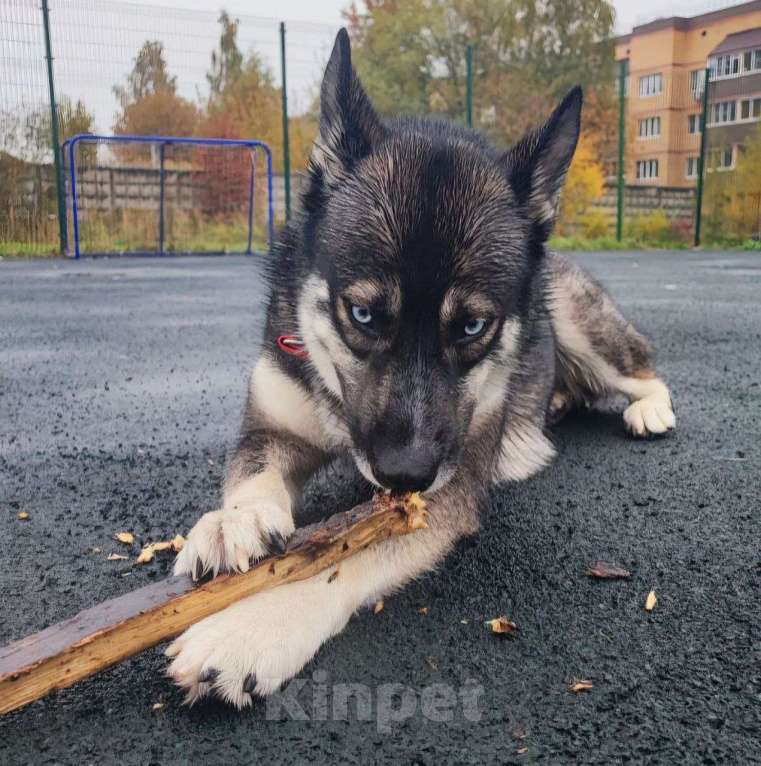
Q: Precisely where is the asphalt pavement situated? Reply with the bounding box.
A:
[0,251,759,764]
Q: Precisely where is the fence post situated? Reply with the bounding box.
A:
[694,67,711,248]
[41,0,67,254]
[616,58,627,242]
[279,21,291,221]
[465,45,473,128]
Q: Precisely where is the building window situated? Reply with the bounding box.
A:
[638,116,661,138]
[709,100,737,124]
[639,73,663,97]
[688,114,701,134]
[636,159,659,180]
[710,54,741,79]
[743,49,761,72]
[740,97,761,120]
[686,157,699,179]
[708,145,735,171]
[689,69,704,99]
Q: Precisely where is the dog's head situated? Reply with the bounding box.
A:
[298,29,581,493]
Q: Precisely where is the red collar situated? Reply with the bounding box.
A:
[276,335,308,359]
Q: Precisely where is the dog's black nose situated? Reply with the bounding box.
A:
[372,445,439,493]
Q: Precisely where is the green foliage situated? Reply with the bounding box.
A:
[578,211,611,239]
[345,0,615,144]
[207,11,244,100]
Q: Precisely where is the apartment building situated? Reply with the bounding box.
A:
[615,1,761,188]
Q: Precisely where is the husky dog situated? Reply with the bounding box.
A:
[168,29,674,707]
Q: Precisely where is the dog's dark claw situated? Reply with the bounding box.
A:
[199,667,220,684]
[266,530,288,555]
[243,672,256,695]
[192,559,202,582]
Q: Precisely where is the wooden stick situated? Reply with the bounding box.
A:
[0,493,427,715]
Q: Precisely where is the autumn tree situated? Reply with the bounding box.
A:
[113,40,198,142]
[199,13,316,170]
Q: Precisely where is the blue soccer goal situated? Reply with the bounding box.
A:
[62,135,274,258]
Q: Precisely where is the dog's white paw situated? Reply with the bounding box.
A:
[173,500,294,578]
[166,575,351,707]
[623,394,675,437]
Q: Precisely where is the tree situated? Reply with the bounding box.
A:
[113,40,198,142]
[345,0,616,147]
[207,11,243,100]
[556,134,605,234]
[704,124,761,241]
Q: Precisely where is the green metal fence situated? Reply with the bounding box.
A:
[1,0,757,257]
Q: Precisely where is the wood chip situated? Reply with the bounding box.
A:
[645,590,657,612]
[406,492,429,530]
[373,600,384,615]
[485,616,517,635]
[17,512,29,520]
[568,679,593,693]
[418,606,429,615]
[587,561,631,579]
[136,539,179,564]
[517,747,528,754]
[170,534,185,552]
[114,532,134,545]
[151,702,164,711]
[107,553,128,561]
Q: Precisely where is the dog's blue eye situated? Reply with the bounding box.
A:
[463,318,486,337]
[351,305,373,325]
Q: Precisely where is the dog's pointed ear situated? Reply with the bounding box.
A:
[310,28,385,184]
[501,87,582,230]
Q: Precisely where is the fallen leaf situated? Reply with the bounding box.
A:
[17,512,29,520]
[170,534,185,552]
[460,619,469,624]
[587,561,631,579]
[645,590,657,612]
[115,532,134,545]
[152,702,165,711]
[107,553,128,561]
[517,747,528,754]
[485,616,517,635]
[418,606,429,615]
[373,600,384,615]
[568,680,593,693]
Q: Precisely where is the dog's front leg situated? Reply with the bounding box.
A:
[174,356,331,578]
[167,477,481,707]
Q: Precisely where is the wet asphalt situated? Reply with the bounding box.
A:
[0,251,759,765]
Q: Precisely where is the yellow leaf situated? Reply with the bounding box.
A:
[645,590,657,612]
[115,532,134,545]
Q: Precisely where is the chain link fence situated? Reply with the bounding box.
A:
[1,0,758,256]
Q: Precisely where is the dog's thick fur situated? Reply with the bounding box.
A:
[168,30,674,707]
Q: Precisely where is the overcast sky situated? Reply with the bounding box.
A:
[137,0,743,34]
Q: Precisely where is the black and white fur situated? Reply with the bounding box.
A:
[168,30,674,708]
